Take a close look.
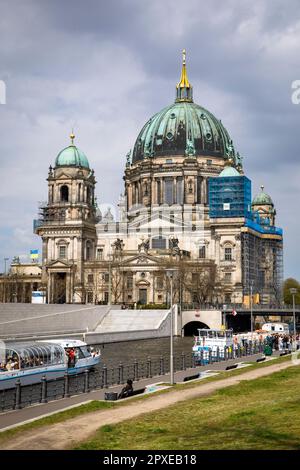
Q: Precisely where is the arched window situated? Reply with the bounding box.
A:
[224,247,232,261]
[60,185,69,202]
[86,241,93,261]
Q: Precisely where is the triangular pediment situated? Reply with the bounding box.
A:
[122,253,162,267]
[46,259,72,268]
[128,211,191,232]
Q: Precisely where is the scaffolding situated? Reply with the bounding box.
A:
[241,231,283,305]
[208,175,252,218]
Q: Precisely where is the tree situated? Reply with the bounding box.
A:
[283,278,300,305]
[157,258,217,306]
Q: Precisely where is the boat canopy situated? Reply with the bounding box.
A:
[0,342,65,370]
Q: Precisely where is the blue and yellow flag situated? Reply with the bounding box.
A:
[30,249,39,259]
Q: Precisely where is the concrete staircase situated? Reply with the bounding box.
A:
[95,309,169,333]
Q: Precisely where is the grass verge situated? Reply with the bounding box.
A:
[75,364,300,450]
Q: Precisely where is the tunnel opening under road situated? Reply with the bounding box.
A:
[183,321,210,336]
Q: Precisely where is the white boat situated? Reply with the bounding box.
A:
[0,339,100,390]
[193,328,234,362]
[261,322,289,333]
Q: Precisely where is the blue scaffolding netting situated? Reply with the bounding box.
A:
[208,175,252,218]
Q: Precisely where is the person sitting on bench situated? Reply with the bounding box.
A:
[118,379,133,399]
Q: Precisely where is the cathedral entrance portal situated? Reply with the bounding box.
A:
[53,272,66,304]
[139,288,147,305]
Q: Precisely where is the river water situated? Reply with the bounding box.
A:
[94,336,194,368]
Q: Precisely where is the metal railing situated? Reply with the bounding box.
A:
[0,341,267,413]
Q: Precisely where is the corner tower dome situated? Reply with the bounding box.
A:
[252,185,274,206]
[132,51,239,165]
[55,133,90,169]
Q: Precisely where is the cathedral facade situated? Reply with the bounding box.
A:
[35,52,283,307]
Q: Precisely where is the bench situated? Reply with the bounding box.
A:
[104,387,146,401]
[183,373,200,382]
[225,364,238,370]
[256,357,266,362]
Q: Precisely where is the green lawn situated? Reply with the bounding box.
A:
[75,365,300,450]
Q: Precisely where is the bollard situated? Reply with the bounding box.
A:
[84,369,90,393]
[160,356,164,375]
[15,379,22,410]
[216,346,220,362]
[147,357,152,378]
[208,348,212,364]
[192,352,196,368]
[181,352,186,371]
[224,346,228,361]
[64,372,70,398]
[118,362,124,384]
[41,376,47,403]
[134,359,139,381]
[102,365,108,389]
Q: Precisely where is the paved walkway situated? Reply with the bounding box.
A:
[0,355,293,450]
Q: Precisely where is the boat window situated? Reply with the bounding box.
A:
[74,347,85,360]
[0,342,65,371]
[199,331,208,337]
[218,331,225,338]
[79,346,92,358]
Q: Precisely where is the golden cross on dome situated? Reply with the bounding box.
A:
[70,131,75,145]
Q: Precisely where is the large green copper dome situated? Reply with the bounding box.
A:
[55,134,90,169]
[132,52,239,165]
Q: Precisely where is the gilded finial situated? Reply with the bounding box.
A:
[175,49,193,102]
[70,131,75,145]
[177,49,190,89]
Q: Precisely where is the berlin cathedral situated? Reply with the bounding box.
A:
[34,52,283,307]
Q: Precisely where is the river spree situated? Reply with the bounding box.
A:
[96,336,194,368]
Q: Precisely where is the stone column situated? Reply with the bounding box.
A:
[42,237,47,263]
[201,178,207,204]
[173,177,177,204]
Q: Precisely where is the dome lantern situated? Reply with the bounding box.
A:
[176,49,193,103]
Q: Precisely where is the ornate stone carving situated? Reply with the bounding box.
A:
[138,237,150,253]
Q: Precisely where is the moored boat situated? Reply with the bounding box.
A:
[0,339,100,390]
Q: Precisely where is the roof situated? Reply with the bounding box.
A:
[218,166,241,177]
[252,186,273,206]
[55,145,90,169]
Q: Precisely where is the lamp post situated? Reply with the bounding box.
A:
[4,257,9,275]
[166,269,176,385]
[290,288,297,346]
[250,281,254,337]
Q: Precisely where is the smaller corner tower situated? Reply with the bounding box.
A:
[35,133,97,303]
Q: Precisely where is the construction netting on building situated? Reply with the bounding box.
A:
[208,175,252,218]
[241,231,283,305]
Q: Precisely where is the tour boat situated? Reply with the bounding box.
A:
[193,328,234,363]
[0,339,100,390]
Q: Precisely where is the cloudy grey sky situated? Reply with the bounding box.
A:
[0,0,299,279]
